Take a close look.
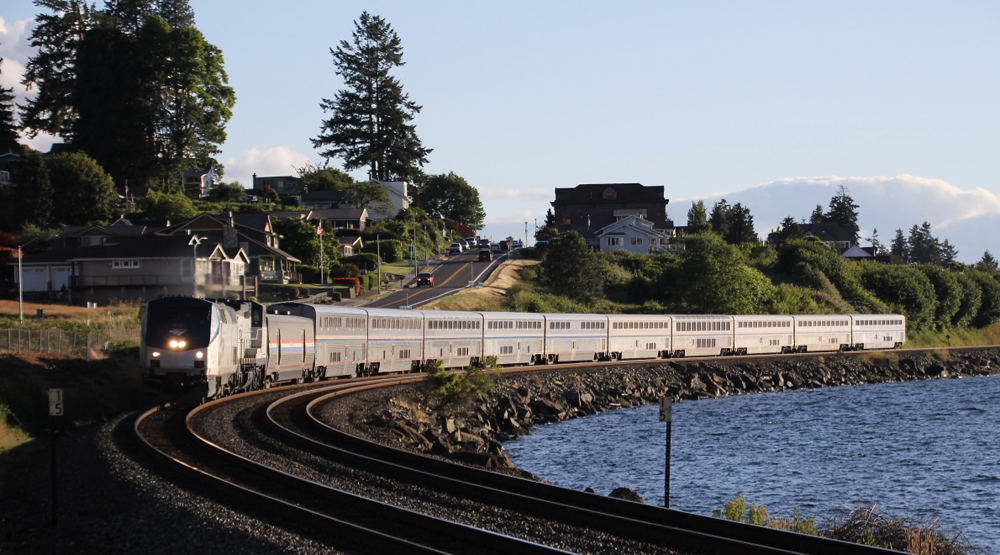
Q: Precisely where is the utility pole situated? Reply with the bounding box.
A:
[376,233,382,294]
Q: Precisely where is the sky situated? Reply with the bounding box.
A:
[2,1,999,262]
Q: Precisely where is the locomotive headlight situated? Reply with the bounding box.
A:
[151,351,160,358]
[168,339,187,349]
[196,351,204,359]
[169,339,178,348]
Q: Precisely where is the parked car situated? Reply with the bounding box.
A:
[499,240,509,251]
[491,243,501,253]
[478,249,493,262]
[512,240,522,248]
[450,242,463,254]
[478,239,491,249]
[416,272,434,287]
[535,240,550,250]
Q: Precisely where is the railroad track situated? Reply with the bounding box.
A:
[134,381,566,554]
[260,378,901,555]
[134,354,924,553]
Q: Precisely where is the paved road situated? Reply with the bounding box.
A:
[363,249,515,309]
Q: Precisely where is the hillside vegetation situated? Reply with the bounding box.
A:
[486,233,1000,345]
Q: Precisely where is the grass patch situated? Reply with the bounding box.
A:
[906,322,1000,349]
[714,495,975,554]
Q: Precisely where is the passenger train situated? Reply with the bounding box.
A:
[139,296,906,399]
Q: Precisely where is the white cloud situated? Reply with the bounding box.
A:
[685,175,1000,263]
[0,17,36,97]
[222,146,312,186]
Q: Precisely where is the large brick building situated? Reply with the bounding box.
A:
[551,183,671,230]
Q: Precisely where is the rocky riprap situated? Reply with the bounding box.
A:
[361,349,1000,473]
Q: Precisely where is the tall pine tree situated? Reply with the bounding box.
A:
[313,12,431,181]
[0,54,20,153]
[824,185,860,244]
[20,0,94,139]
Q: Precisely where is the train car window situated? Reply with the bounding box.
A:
[303,330,307,363]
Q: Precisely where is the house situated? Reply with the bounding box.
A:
[594,215,671,255]
[252,174,301,196]
[842,245,874,260]
[337,236,363,256]
[798,223,855,252]
[0,152,19,187]
[158,213,302,284]
[17,233,250,304]
[552,183,672,230]
[305,208,369,231]
[298,190,346,210]
[58,217,164,249]
[183,164,220,198]
[376,181,412,215]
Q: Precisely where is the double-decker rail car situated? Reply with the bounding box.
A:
[264,312,315,384]
[543,313,609,363]
[792,315,852,353]
[671,315,735,357]
[851,314,906,350]
[141,296,243,399]
[365,308,424,375]
[142,295,910,401]
[733,315,795,355]
[268,303,368,380]
[480,312,545,365]
[606,314,673,360]
[421,310,484,369]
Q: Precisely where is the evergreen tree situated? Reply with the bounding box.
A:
[535,208,558,241]
[907,222,941,264]
[725,202,757,244]
[890,228,909,262]
[809,204,825,225]
[20,0,94,139]
[823,185,860,243]
[869,228,884,256]
[770,216,803,246]
[976,251,998,274]
[709,199,731,238]
[313,12,431,181]
[155,0,195,28]
[104,0,154,34]
[0,54,19,153]
[940,239,958,264]
[686,200,710,234]
[72,14,234,189]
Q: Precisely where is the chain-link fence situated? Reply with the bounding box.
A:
[0,328,138,359]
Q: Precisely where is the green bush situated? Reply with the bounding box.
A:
[362,239,404,263]
[425,358,500,416]
[341,253,378,272]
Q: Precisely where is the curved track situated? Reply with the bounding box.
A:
[134,380,566,554]
[134,352,928,553]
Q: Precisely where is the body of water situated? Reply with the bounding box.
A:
[505,375,1000,553]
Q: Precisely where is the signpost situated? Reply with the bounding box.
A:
[48,389,63,526]
[659,396,672,508]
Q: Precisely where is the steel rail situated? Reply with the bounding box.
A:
[263,381,904,555]
[133,389,568,554]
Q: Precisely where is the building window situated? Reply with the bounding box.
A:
[111,260,140,269]
[607,237,622,246]
[630,237,643,246]
[0,171,9,185]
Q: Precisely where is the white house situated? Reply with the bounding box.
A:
[594,215,670,255]
[376,181,412,214]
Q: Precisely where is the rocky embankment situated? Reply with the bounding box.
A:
[361,349,1000,472]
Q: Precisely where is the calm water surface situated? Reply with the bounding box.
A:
[505,375,1000,553]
